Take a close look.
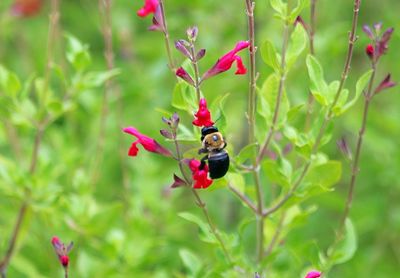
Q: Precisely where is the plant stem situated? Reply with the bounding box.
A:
[338,63,376,235]
[172,130,232,264]
[245,0,265,264]
[42,0,60,102]
[257,22,290,165]
[262,0,362,217]
[64,267,68,278]
[264,211,286,257]
[0,202,28,277]
[304,0,318,131]
[189,43,201,102]
[159,0,176,72]
[98,0,130,193]
[245,0,257,146]
[228,183,258,214]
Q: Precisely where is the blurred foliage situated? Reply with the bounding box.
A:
[0,0,399,277]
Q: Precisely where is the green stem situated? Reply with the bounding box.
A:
[189,43,201,102]
[338,63,376,236]
[159,0,176,72]
[304,0,318,131]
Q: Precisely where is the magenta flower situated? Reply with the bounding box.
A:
[137,0,159,17]
[202,41,250,81]
[189,159,213,189]
[51,236,73,268]
[192,98,214,127]
[123,127,172,157]
[305,270,321,278]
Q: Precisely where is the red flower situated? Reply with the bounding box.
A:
[189,159,213,189]
[202,41,250,81]
[192,98,214,127]
[51,236,73,268]
[123,127,172,157]
[11,0,42,17]
[304,271,321,278]
[137,0,159,17]
[365,44,374,59]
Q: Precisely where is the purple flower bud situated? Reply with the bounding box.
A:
[362,25,374,40]
[171,112,180,128]
[175,40,192,60]
[376,27,393,59]
[196,49,206,61]
[373,22,382,33]
[176,67,195,86]
[160,129,173,139]
[374,74,396,95]
[187,26,198,41]
[337,137,352,161]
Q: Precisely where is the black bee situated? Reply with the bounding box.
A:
[198,126,229,179]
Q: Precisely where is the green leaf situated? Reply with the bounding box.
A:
[298,160,342,196]
[270,0,287,20]
[288,0,310,24]
[258,74,290,127]
[334,70,373,115]
[235,143,259,164]
[210,93,230,132]
[172,82,188,111]
[262,160,290,189]
[178,212,217,244]
[83,69,121,88]
[286,24,308,70]
[179,249,202,277]
[261,40,280,72]
[0,65,21,97]
[65,34,91,71]
[306,55,329,106]
[328,218,357,265]
[227,173,245,194]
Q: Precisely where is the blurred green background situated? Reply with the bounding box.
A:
[0,0,399,277]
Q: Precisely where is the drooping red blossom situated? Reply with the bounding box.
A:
[304,270,321,278]
[202,41,250,81]
[189,159,213,189]
[137,0,159,17]
[374,74,396,95]
[51,236,73,268]
[11,0,42,17]
[192,98,214,127]
[176,67,195,86]
[365,44,374,59]
[123,127,172,157]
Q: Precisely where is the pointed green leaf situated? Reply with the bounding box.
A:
[335,70,373,115]
[287,25,308,70]
[306,55,329,106]
[288,0,310,23]
[261,40,280,72]
[179,249,202,276]
[328,218,357,265]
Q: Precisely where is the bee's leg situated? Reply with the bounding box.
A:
[199,155,208,170]
[198,147,208,155]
